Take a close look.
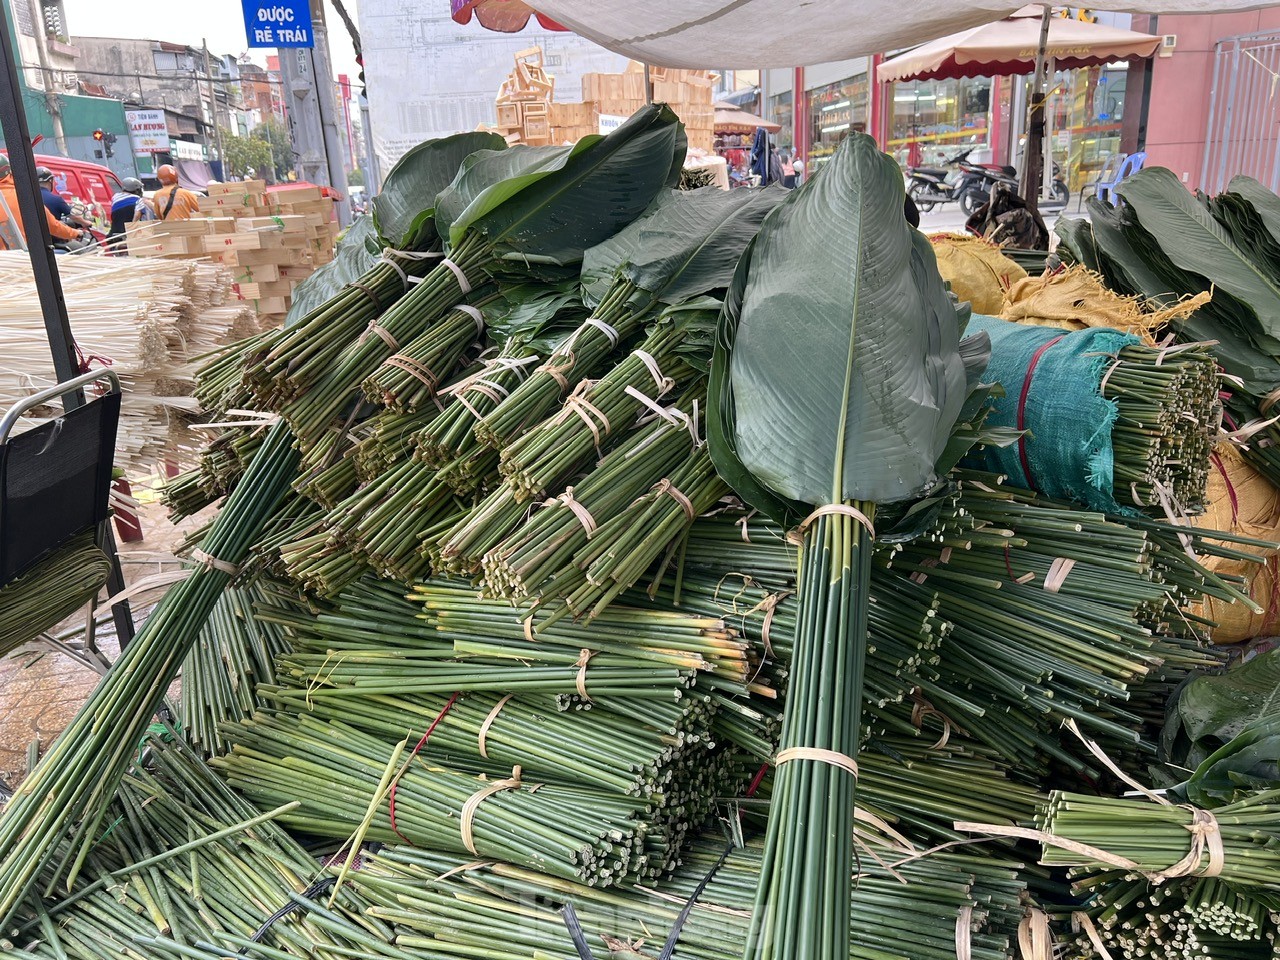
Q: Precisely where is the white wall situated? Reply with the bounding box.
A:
[357,1,629,168]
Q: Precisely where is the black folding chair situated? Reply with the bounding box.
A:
[0,368,123,669]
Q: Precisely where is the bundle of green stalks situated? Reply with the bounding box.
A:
[160,467,218,521]
[259,576,758,702]
[214,712,685,886]
[1066,875,1280,960]
[672,476,1233,780]
[179,581,289,757]
[247,249,442,406]
[346,837,1029,960]
[1101,341,1219,514]
[0,422,299,928]
[0,531,111,657]
[473,280,650,450]
[483,401,705,609]
[360,297,495,413]
[497,316,701,501]
[9,736,414,960]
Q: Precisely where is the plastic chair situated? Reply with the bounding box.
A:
[1095,152,1147,207]
[0,368,122,669]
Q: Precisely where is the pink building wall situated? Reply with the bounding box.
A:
[1137,7,1280,190]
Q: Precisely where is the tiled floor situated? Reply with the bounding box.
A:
[0,496,210,791]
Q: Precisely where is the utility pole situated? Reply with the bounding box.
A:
[360,92,380,192]
[26,0,66,154]
[277,3,351,225]
[202,40,226,178]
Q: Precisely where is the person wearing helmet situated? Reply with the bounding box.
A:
[149,163,200,221]
[106,176,152,254]
[36,165,73,222]
[0,155,84,249]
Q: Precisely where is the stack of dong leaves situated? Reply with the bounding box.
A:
[1,105,1270,960]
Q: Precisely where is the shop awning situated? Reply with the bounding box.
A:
[877,7,1162,82]
[714,102,780,134]
[525,0,1263,68]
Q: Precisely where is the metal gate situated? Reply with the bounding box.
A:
[1201,30,1280,194]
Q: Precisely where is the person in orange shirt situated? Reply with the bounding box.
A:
[149,164,201,221]
[0,155,85,249]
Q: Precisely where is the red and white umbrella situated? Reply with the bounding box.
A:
[450,0,567,33]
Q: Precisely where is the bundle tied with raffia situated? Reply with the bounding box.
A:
[957,721,1240,892]
[1000,263,1211,345]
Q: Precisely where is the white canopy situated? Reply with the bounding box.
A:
[528,0,1266,68]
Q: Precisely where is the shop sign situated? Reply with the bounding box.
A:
[242,1,314,48]
[598,114,629,135]
[169,139,206,161]
[125,109,170,157]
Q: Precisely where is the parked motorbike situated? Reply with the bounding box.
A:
[959,159,1070,216]
[906,148,989,213]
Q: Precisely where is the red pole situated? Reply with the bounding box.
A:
[869,54,884,148]
[792,67,807,166]
[989,75,1004,164]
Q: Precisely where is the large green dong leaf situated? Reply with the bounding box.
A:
[711,134,969,513]
[435,104,686,266]
[372,131,507,249]
[580,185,788,308]
[1117,167,1280,346]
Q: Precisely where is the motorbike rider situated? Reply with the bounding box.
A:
[37,166,73,221]
[149,163,200,221]
[106,176,153,254]
[0,156,86,249]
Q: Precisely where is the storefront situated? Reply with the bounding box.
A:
[885,76,993,169]
[1048,62,1129,192]
[807,73,868,170]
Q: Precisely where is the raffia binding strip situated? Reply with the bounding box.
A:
[347,281,382,313]
[563,395,613,449]
[477,695,513,759]
[453,303,485,335]
[575,649,596,701]
[1072,912,1115,960]
[633,349,674,395]
[459,766,522,855]
[439,257,472,294]
[551,487,598,538]
[1043,557,1075,593]
[652,478,695,520]
[954,906,973,960]
[774,746,859,778]
[361,322,400,351]
[191,548,239,576]
[1017,908,1053,960]
[383,355,438,392]
[379,247,442,290]
[910,693,954,750]
[789,503,876,544]
[957,718,1225,881]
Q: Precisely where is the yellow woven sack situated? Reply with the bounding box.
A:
[1000,264,1210,345]
[928,233,1027,315]
[1189,443,1280,644]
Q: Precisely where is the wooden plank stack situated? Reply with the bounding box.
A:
[124,181,341,328]
[493,47,556,145]
[493,49,714,152]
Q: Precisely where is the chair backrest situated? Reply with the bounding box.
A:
[0,386,119,586]
[1117,151,1147,181]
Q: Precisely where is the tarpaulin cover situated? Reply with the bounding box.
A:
[528,0,1265,68]
[964,314,1140,515]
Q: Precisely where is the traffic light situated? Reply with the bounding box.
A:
[103,132,116,158]
[92,128,104,142]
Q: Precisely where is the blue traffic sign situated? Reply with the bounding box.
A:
[242,0,314,48]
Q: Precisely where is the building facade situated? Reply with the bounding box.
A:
[2,0,135,179]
